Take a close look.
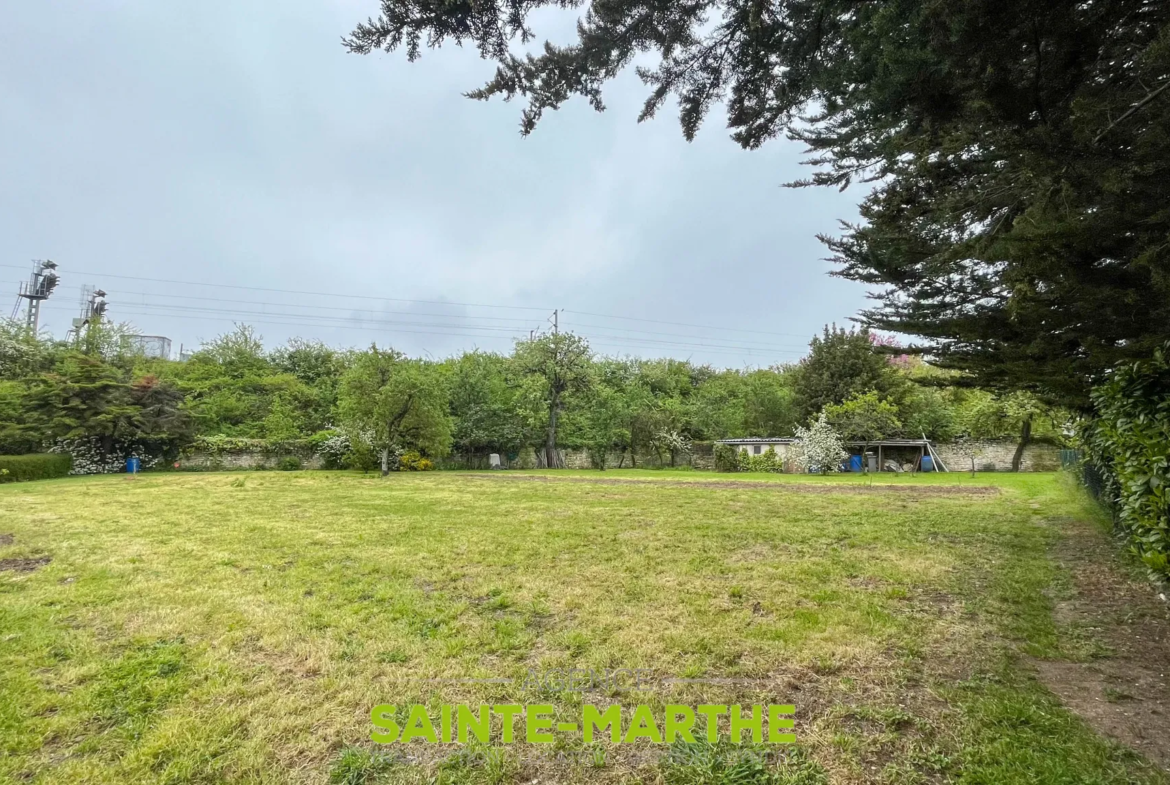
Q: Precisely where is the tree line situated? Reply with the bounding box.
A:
[0,320,1064,474]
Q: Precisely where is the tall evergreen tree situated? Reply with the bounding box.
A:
[346,0,1170,405]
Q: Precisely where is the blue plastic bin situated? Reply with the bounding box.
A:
[849,454,863,473]
[921,455,934,472]
[126,456,141,474]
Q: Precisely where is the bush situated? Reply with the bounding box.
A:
[0,453,73,483]
[1081,345,1170,576]
[713,444,739,472]
[398,451,436,471]
[736,446,786,473]
[312,430,351,469]
[276,456,303,471]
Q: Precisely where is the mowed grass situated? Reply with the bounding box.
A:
[0,470,1163,784]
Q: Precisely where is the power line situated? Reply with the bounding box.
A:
[96,302,804,354]
[10,264,816,361]
[2,263,815,343]
[562,309,814,339]
[37,300,800,361]
[560,317,810,351]
[0,263,550,313]
[45,282,810,352]
[30,278,810,353]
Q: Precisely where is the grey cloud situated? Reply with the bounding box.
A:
[1,0,869,365]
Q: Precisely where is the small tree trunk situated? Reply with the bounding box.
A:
[1011,416,1033,472]
[545,395,562,469]
[381,447,390,476]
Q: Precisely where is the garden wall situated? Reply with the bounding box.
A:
[932,441,1060,472]
[178,451,323,471]
[173,440,1059,473]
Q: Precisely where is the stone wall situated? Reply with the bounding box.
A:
[932,440,1060,472]
[177,439,1060,473]
[178,451,324,471]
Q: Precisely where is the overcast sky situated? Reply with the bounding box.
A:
[1,0,870,368]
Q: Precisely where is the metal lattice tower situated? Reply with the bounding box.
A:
[14,260,60,333]
[69,285,107,343]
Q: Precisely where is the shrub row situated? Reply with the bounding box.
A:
[0,453,73,483]
[1081,344,1170,576]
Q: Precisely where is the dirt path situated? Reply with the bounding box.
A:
[457,472,1001,496]
[1040,517,1170,769]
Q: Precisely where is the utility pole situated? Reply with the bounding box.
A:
[549,309,559,336]
[16,260,59,333]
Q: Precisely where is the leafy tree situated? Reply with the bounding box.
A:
[445,351,527,457]
[262,394,305,442]
[511,332,592,468]
[270,338,351,431]
[579,381,629,469]
[270,338,349,388]
[823,391,901,443]
[338,346,451,475]
[346,0,1170,405]
[686,371,746,441]
[0,319,54,381]
[899,386,959,443]
[193,324,269,378]
[793,326,899,421]
[741,368,799,437]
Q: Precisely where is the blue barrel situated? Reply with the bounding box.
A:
[126,456,141,474]
[849,454,863,473]
[921,455,934,472]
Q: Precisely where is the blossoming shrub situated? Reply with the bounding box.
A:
[792,414,848,473]
[50,438,163,475]
[312,430,352,469]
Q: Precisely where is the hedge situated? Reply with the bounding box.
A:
[0,454,73,483]
[1081,344,1170,576]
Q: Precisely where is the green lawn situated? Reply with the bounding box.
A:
[0,470,1162,784]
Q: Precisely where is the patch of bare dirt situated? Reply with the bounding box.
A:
[0,555,51,572]
[0,533,13,546]
[1038,518,1170,769]
[460,473,1000,497]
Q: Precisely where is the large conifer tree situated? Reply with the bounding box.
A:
[346,0,1170,406]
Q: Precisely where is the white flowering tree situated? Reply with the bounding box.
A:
[793,413,848,473]
[651,429,692,467]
